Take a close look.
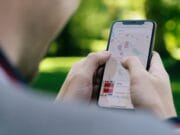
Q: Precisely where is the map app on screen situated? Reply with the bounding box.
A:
[98,21,154,109]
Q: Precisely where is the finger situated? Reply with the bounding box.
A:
[96,67,104,79]
[93,76,101,85]
[149,51,166,73]
[92,85,100,101]
[96,67,104,84]
[121,56,146,77]
[85,51,111,73]
[93,66,102,82]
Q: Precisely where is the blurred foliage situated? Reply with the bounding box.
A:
[48,0,179,60]
[145,0,180,59]
[144,0,180,85]
[48,0,146,56]
[47,0,180,81]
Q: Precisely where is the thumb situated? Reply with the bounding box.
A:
[85,51,111,73]
[121,56,146,78]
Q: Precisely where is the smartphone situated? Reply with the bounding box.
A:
[98,20,156,109]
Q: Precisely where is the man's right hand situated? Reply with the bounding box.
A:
[122,52,177,119]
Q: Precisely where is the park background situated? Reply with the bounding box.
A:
[30,0,180,113]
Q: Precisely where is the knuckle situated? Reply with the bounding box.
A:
[77,71,91,81]
[69,69,90,82]
[68,60,92,82]
[87,52,96,59]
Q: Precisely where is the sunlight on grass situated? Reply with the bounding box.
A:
[90,40,107,52]
[39,57,83,73]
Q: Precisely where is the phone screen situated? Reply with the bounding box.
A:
[98,21,155,109]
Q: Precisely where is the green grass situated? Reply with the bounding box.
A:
[31,57,83,93]
[31,57,180,114]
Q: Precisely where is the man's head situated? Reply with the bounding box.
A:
[0,0,80,79]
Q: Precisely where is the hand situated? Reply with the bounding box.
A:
[56,51,111,104]
[122,52,177,119]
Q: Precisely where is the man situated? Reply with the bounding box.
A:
[0,0,177,134]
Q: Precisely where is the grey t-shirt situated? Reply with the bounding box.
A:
[0,82,175,135]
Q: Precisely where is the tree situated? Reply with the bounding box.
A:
[145,0,180,59]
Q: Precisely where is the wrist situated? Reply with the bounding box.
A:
[151,102,177,120]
